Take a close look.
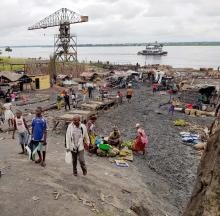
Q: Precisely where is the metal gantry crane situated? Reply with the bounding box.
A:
[28,8,88,62]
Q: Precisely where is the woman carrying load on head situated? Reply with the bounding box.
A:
[132,123,148,155]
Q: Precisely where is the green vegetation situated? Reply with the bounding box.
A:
[0,56,27,71]
[5,46,12,53]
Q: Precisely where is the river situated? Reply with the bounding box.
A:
[2,46,220,69]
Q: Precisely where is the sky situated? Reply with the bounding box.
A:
[0,0,220,45]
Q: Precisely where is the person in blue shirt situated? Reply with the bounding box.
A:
[32,107,48,167]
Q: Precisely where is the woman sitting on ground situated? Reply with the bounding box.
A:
[108,126,122,149]
[132,123,148,155]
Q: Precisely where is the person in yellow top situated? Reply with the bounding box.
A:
[126,85,133,103]
[81,87,87,102]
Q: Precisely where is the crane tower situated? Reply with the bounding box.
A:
[28,8,88,62]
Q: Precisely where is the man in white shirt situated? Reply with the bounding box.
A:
[66,115,90,176]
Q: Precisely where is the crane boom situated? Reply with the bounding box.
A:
[27,8,88,62]
[28,8,88,30]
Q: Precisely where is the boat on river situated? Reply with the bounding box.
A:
[138,42,168,56]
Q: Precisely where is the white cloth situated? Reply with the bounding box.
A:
[5,110,14,121]
[66,123,90,151]
[4,103,12,110]
[4,103,14,121]
[71,94,77,100]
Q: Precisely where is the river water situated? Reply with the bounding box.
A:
[3,46,220,69]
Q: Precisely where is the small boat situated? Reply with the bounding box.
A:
[138,42,168,56]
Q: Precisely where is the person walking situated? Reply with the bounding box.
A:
[12,110,30,154]
[65,115,90,176]
[64,91,71,111]
[31,107,48,167]
[126,85,133,103]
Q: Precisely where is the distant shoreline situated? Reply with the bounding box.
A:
[1,42,220,48]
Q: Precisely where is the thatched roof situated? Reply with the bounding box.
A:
[0,71,23,82]
[0,71,31,82]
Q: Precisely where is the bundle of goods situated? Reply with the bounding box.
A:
[180,132,200,144]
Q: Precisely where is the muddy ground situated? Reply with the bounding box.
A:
[0,86,214,216]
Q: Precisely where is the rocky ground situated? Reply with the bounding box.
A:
[0,85,214,216]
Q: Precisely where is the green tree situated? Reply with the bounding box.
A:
[5,46,12,57]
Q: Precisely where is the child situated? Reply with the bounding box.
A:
[117,91,123,104]
[3,102,14,128]
[12,110,30,154]
[169,101,175,115]
[11,92,16,102]
[31,107,48,167]
[152,84,157,95]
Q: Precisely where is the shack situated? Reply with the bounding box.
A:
[28,74,50,90]
[0,71,32,91]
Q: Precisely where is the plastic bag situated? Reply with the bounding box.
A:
[65,151,72,164]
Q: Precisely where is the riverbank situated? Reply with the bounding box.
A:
[0,85,214,216]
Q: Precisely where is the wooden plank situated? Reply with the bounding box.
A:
[68,109,95,116]
[81,103,100,110]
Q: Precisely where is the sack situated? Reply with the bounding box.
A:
[194,143,206,150]
[65,151,72,164]
[174,119,186,127]
[25,145,32,160]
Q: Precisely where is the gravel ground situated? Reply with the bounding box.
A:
[0,85,214,215]
[95,85,214,214]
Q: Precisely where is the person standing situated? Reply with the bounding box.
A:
[12,110,30,154]
[82,87,87,102]
[71,90,77,108]
[65,115,90,176]
[32,107,48,167]
[56,93,62,110]
[88,85,93,99]
[86,115,98,153]
[3,102,14,128]
[117,91,123,104]
[64,91,71,111]
[10,92,16,102]
[168,101,175,115]
[152,84,157,95]
[126,85,133,103]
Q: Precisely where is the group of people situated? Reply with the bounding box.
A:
[0,88,17,103]
[56,89,78,111]
[65,114,148,176]
[12,107,48,167]
[56,84,134,111]
[9,83,144,176]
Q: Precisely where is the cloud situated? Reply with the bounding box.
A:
[0,0,220,46]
